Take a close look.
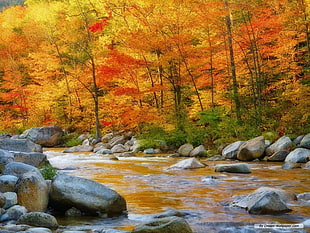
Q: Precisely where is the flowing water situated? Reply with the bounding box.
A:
[45,149,310,233]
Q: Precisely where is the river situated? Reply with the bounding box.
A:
[45,149,310,233]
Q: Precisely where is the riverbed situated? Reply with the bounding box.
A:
[45,149,310,233]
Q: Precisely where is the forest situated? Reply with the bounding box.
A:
[0,0,309,147]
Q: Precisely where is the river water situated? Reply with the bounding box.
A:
[45,149,310,233]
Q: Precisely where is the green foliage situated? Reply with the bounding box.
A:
[40,164,58,180]
[61,133,82,147]
[262,131,279,143]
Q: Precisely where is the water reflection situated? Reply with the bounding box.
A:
[45,150,310,232]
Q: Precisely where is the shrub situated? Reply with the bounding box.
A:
[40,164,58,180]
[62,133,82,147]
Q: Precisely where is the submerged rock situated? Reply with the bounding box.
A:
[132,216,193,233]
[215,163,251,173]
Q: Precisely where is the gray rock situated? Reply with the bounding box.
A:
[101,133,114,142]
[3,192,17,209]
[0,149,14,173]
[237,136,266,161]
[25,228,52,233]
[300,133,310,149]
[65,207,82,217]
[19,126,64,147]
[0,139,42,153]
[302,219,310,227]
[131,140,142,153]
[16,171,49,212]
[285,148,310,163]
[265,136,293,156]
[111,144,128,153]
[97,230,131,233]
[109,136,125,148]
[293,135,305,146]
[169,158,206,170]
[222,141,245,159]
[206,155,225,161]
[0,205,27,221]
[282,162,302,169]
[215,163,251,173]
[50,173,126,216]
[3,162,42,178]
[189,145,207,157]
[0,192,5,208]
[144,148,155,154]
[12,152,49,168]
[16,212,58,229]
[253,187,297,202]
[153,209,185,218]
[177,144,194,157]
[63,145,94,153]
[266,150,289,162]
[0,175,18,193]
[305,161,310,169]
[297,192,310,202]
[95,148,112,154]
[231,191,291,215]
[132,216,193,233]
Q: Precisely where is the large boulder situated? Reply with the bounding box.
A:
[16,172,49,212]
[237,136,266,161]
[0,139,42,153]
[189,145,206,157]
[222,141,245,160]
[214,163,251,173]
[231,191,291,215]
[132,216,193,233]
[3,162,42,178]
[0,149,14,173]
[49,173,126,216]
[16,212,59,229]
[177,144,194,157]
[266,150,289,162]
[300,133,310,149]
[253,187,297,202]
[265,136,293,156]
[12,152,49,168]
[285,148,310,163]
[19,126,64,147]
[169,158,206,170]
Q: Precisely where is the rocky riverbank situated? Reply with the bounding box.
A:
[0,126,309,232]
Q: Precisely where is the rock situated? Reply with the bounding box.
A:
[95,148,112,154]
[0,205,27,221]
[305,161,310,169]
[16,212,58,229]
[282,162,302,169]
[131,140,142,153]
[169,158,206,169]
[153,209,186,218]
[0,175,18,193]
[265,136,293,156]
[231,191,291,215]
[12,152,49,168]
[97,230,131,233]
[0,139,42,153]
[0,149,15,173]
[266,150,289,162]
[19,126,64,147]
[177,144,194,157]
[24,227,52,233]
[237,136,266,161]
[132,216,193,233]
[300,133,310,149]
[297,192,310,202]
[144,148,155,154]
[214,163,251,173]
[285,148,310,163]
[189,145,206,157]
[0,192,6,208]
[50,173,126,216]
[65,207,82,217]
[101,133,114,142]
[109,136,125,148]
[206,155,225,161]
[3,162,42,178]
[253,187,297,202]
[293,135,305,146]
[63,145,94,153]
[222,141,245,160]
[111,144,128,153]
[302,219,310,227]
[3,192,17,209]
[16,171,49,212]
